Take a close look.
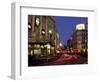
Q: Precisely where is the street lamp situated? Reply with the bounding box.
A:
[48,29,52,41]
[41,29,45,42]
[41,29,45,35]
[49,30,52,34]
[28,25,31,29]
[59,42,63,47]
[48,29,53,58]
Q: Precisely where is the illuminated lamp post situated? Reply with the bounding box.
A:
[41,29,45,42]
[28,24,31,29]
[59,42,63,47]
[49,29,52,41]
[59,42,63,56]
[41,29,46,59]
[48,29,53,56]
[41,29,45,35]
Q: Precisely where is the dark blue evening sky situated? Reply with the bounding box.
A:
[54,16,88,46]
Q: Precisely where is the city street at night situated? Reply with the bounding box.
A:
[28,15,88,66]
[28,53,88,66]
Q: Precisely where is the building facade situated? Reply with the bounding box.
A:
[67,24,88,55]
[28,15,59,60]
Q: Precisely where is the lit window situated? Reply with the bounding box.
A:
[30,50,33,56]
[46,44,50,49]
[35,17,40,26]
[34,49,39,55]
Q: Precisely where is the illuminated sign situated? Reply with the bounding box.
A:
[76,24,85,30]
